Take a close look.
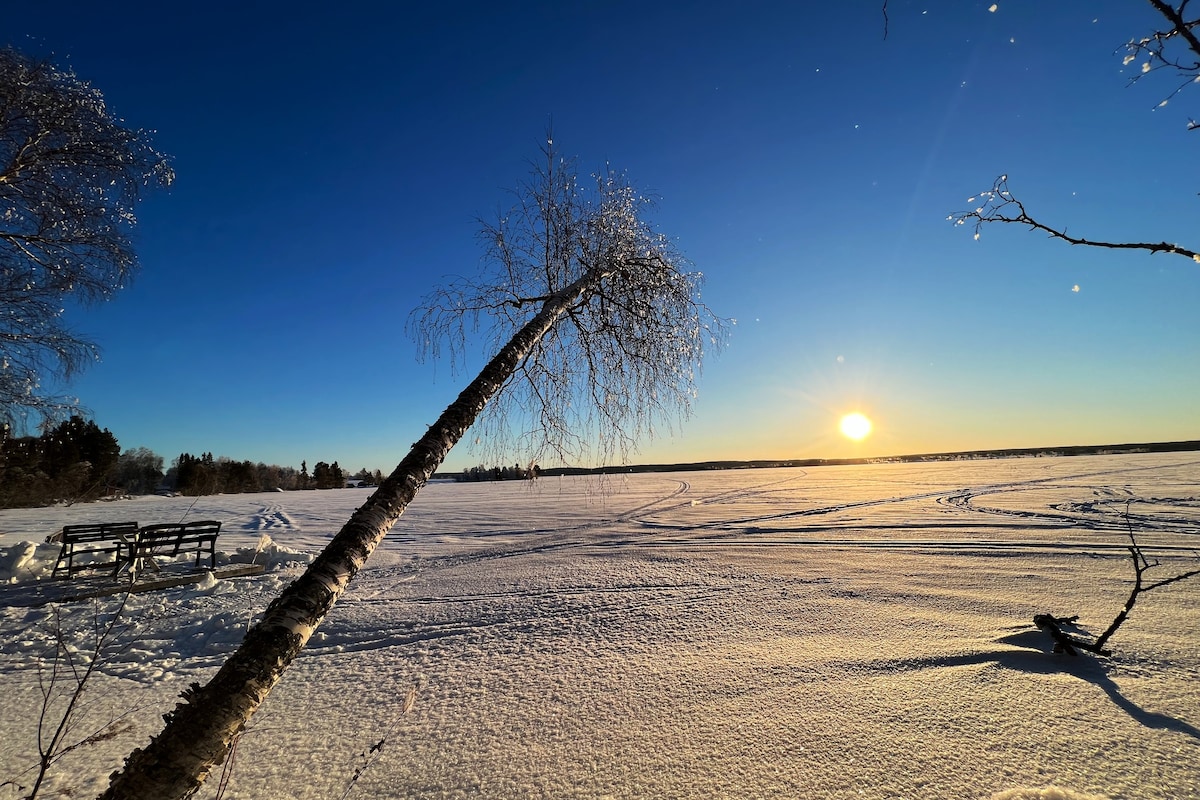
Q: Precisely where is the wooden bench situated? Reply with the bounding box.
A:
[119,520,222,575]
[50,522,141,579]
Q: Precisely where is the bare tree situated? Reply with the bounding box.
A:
[413,144,722,466]
[950,2,1199,261]
[0,47,173,432]
[100,140,725,799]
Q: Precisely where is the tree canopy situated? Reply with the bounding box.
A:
[0,414,119,506]
[0,47,173,431]
[410,140,727,467]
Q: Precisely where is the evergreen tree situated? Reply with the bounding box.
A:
[311,460,344,489]
[0,415,119,505]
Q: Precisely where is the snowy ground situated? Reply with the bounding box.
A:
[1,452,1198,800]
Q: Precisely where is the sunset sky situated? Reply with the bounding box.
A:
[7,1,1198,474]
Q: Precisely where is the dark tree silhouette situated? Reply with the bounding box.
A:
[0,48,173,431]
[0,414,121,507]
[100,140,725,799]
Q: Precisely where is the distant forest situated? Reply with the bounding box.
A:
[0,416,381,509]
[440,439,1200,479]
[454,464,541,482]
[2,416,1196,510]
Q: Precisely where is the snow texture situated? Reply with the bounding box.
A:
[1,453,1198,799]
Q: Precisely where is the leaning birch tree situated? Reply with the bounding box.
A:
[100,140,726,799]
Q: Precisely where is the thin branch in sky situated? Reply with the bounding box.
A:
[951,176,1199,262]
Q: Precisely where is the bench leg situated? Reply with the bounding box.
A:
[52,547,73,579]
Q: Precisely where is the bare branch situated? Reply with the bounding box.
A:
[950,176,1200,262]
[1142,1,1200,67]
[952,4,1200,259]
[20,594,137,798]
[1123,1,1200,100]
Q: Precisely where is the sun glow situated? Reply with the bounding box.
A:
[839,412,873,441]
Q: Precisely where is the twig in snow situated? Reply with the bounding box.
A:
[1034,500,1199,656]
[337,680,422,800]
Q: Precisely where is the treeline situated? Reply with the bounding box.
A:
[455,463,541,482]
[0,415,381,508]
[170,455,382,496]
[0,416,123,507]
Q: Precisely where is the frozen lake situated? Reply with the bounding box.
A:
[2,452,1198,799]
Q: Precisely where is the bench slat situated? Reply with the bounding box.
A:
[120,521,222,572]
[51,522,140,579]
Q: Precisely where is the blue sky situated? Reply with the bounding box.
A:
[8,1,1198,474]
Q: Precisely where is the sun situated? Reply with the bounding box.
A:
[839,412,873,441]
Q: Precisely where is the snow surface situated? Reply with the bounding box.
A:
[1,452,1198,799]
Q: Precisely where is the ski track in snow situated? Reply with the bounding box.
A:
[1,452,1198,800]
[245,504,300,533]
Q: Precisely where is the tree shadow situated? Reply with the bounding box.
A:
[0,578,93,608]
[984,628,1200,741]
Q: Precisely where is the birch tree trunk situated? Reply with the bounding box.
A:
[99,272,601,800]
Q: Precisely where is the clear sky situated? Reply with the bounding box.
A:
[7,1,1198,474]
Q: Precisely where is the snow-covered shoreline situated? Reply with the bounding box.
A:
[2,453,1198,799]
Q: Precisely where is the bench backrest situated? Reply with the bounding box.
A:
[182,520,221,537]
[136,520,221,546]
[58,522,139,544]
